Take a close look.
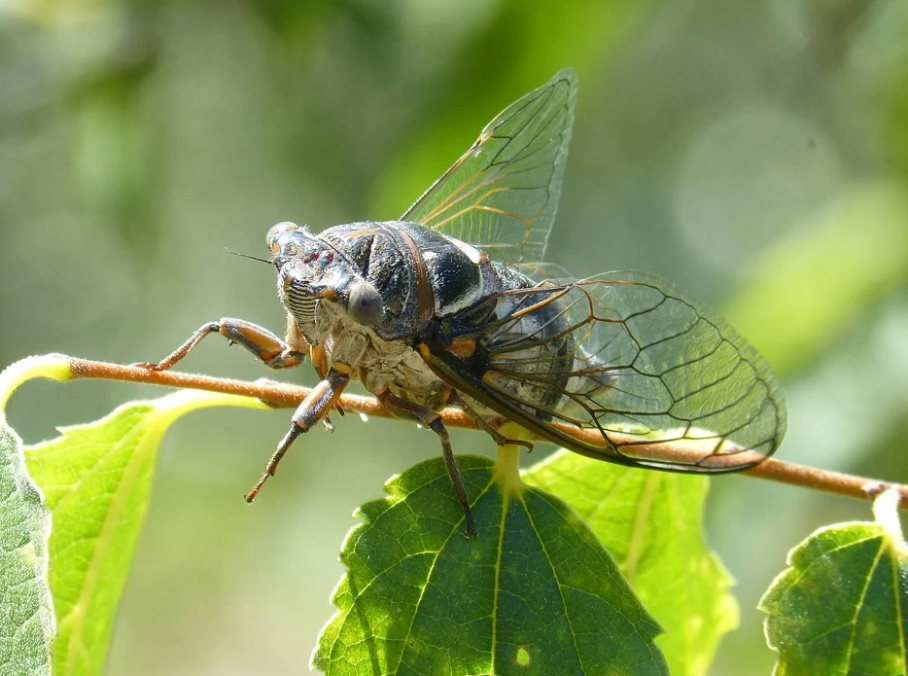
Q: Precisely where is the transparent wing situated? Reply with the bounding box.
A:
[401,69,577,265]
[425,271,786,472]
[511,262,572,283]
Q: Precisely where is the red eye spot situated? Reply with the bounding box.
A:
[324,251,334,263]
[311,251,319,261]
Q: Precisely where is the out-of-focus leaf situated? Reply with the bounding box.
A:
[73,28,162,253]
[23,388,267,676]
[725,182,908,376]
[759,488,908,676]
[0,357,70,676]
[313,452,668,676]
[523,450,737,676]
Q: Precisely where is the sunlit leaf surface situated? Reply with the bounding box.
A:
[524,450,737,676]
[313,454,668,676]
[22,384,265,676]
[759,489,908,676]
[0,423,53,676]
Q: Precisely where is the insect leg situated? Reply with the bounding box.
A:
[379,390,476,538]
[244,367,350,503]
[138,318,306,371]
[311,343,345,422]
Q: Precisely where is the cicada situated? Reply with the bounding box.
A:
[143,69,786,536]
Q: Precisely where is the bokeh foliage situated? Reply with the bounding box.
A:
[2,0,908,674]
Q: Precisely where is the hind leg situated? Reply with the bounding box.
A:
[379,390,476,538]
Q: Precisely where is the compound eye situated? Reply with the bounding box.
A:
[347,281,383,326]
[266,221,300,250]
[311,250,334,266]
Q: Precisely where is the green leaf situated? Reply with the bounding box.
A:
[760,488,908,676]
[0,357,70,676]
[24,388,266,676]
[523,450,737,676]
[313,450,668,676]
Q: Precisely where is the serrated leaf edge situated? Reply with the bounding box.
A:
[758,517,908,674]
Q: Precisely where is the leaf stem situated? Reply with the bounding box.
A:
[65,355,908,509]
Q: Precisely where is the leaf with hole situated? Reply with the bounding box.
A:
[313,452,669,676]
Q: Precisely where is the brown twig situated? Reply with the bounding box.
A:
[66,356,908,510]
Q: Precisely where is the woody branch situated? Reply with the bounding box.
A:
[65,356,908,509]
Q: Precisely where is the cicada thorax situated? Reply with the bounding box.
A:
[273,221,486,408]
[282,219,581,424]
[319,221,505,341]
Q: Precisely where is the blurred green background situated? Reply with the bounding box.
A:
[2,0,908,674]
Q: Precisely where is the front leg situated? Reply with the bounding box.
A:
[138,318,306,371]
[244,366,351,502]
[379,390,476,538]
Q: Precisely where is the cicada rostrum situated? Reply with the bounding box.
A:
[142,69,786,536]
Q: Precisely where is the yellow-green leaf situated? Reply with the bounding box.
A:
[24,389,266,676]
[1,355,269,676]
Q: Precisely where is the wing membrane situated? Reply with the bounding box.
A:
[401,69,577,264]
[425,271,786,472]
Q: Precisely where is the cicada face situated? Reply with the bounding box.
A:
[267,221,383,340]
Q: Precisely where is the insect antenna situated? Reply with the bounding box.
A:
[224,247,271,265]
